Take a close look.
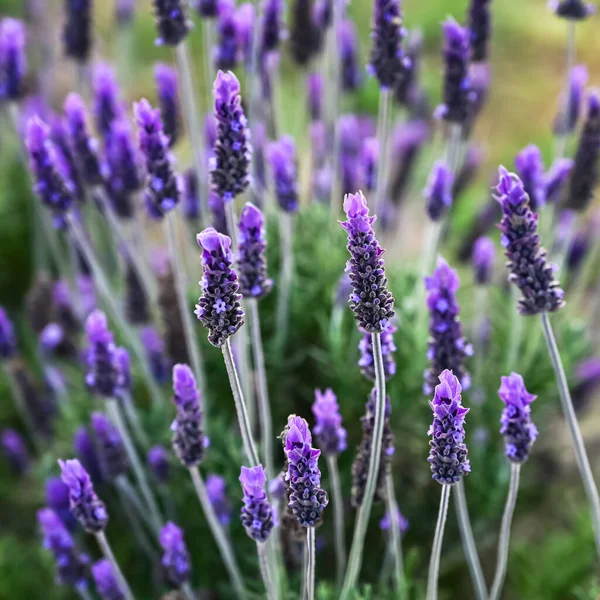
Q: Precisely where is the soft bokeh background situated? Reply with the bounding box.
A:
[1,0,600,599]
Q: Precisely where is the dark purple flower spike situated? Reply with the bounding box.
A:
[153,0,191,46]
[92,63,125,139]
[267,136,299,212]
[90,412,129,481]
[63,0,92,62]
[2,429,29,474]
[92,559,125,600]
[468,0,492,62]
[85,310,120,398]
[359,322,397,382]
[424,161,454,221]
[0,307,17,360]
[240,465,276,542]
[472,236,495,285]
[312,389,347,456]
[159,522,192,588]
[0,18,27,101]
[549,0,596,19]
[515,145,546,212]
[154,63,181,147]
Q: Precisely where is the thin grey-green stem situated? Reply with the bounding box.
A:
[258,542,279,600]
[121,390,151,450]
[275,213,294,349]
[221,338,260,466]
[505,288,523,372]
[66,214,164,409]
[300,543,308,600]
[76,586,94,600]
[373,89,393,225]
[176,42,208,222]
[385,472,405,595]
[202,21,216,101]
[95,531,136,600]
[225,201,239,252]
[489,462,521,600]
[181,582,196,600]
[306,527,316,600]
[454,478,487,600]
[426,484,452,600]
[541,312,600,561]
[164,213,206,397]
[107,399,163,536]
[188,466,248,599]
[248,299,275,480]
[326,453,346,588]
[340,333,387,599]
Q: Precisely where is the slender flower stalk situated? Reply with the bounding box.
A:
[427,484,451,600]
[306,527,316,600]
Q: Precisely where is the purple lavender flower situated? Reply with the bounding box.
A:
[424,258,473,394]
[159,522,192,587]
[38,508,90,588]
[124,260,149,325]
[181,169,200,221]
[92,559,124,600]
[424,160,454,221]
[390,120,429,203]
[549,0,596,19]
[92,63,124,138]
[49,114,85,203]
[195,228,245,346]
[368,0,409,89]
[394,29,423,106]
[39,323,74,358]
[262,0,285,52]
[78,275,97,316]
[312,389,347,455]
[214,0,239,70]
[46,477,77,530]
[240,465,276,541]
[115,0,136,25]
[453,144,484,200]
[340,191,395,333]
[194,0,218,17]
[289,0,320,66]
[73,427,103,484]
[140,327,169,384]
[59,458,108,532]
[284,416,328,527]
[0,18,26,101]
[436,19,473,124]
[268,136,299,212]
[154,63,181,147]
[358,322,397,381]
[351,390,394,507]
[544,158,573,204]
[339,115,361,194]
[555,65,588,135]
[307,73,324,122]
[380,507,409,534]
[499,373,538,463]
[26,117,76,228]
[235,3,255,66]
[574,357,600,410]
[63,0,92,62]
[312,0,332,34]
[64,93,103,186]
[206,474,232,526]
[468,0,492,62]
[515,145,546,212]
[90,412,128,481]
[153,0,191,46]
[566,90,600,212]
[238,203,273,299]
[472,236,495,285]
[495,167,565,315]
[361,138,378,192]
[427,370,471,484]
[85,310,120,397]
[2,429,29,474]
[171,364,206,467]
[211,70,252,202]
[147,445,170,483]
[0,306,16,360]
[338,19,361,92]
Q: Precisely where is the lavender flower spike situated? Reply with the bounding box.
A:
[153,0,191,46]
[549,0,596,19]
[148,445,171,483]
[135,98,181,217]
[338,19,361,92]
[195,228,245,347]
[85,310,120,398]
[238,203,273,299]
[284,415,328,527]
[214,1,239,70]
[515,145,546,212]
[261,0,285,53]
[428,370,471,484]
[59,458,108,532]
[495,167,565,315]
[240,465,276,542]
[154,63,181,147]
[468,0,492,62]
[312,389,347,455]
[307,73,324,122]
[171,364,206,467]
[359,322,397,382]
[38,508,90,589]
[0,18,27,101]
[159,522,192,587]
[206,474,232,525]
[267,135,299,212]
[92,63,124,138]
[499,373,538,463]
[544,158,573,204]
[92,559,125,600]
[424,258,473,394]
[2,429,29,474]
[211,70,252,202]
[0,306,17,359]
[472,236,495,285]
[91,412,129,481]
[140,327,169,384]
[63,0,92,62]
[555,65,588,135]
[424,161,454,221]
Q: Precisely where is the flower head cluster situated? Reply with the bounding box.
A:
[140,327,169,384]
[92,559,124,600]
[214,0,239,70]
[427,370,471,484]
[235,3,255,66]
[284,416,328,527]
[73,427,104,485]
[555,65,588,135]
[46,477,77,531]
[312,389,347,456]
[90,412,128,481]
[207,474,232,526]
[307,73,323,122]
[361,138,379,192]
[92,63,124,138]
[63,0,92,62]
[195,228,245,346]
[171,364,206,467]
[340,191,395,333]
[380,507,409,535]
[0,306,16,360]
[159,522,192,587]
[148,445,171,483]
[515,145,546,211]
[499,373,538,463]
[182,169,200,221]
[268,136,299,212]
[495,167,565,315]
[59,458,108,532]
[240,465,276,542]
[0,18,26,101]
[424,160,454,221]
[544,158,573,204]
[211,71,252,202]
[472,236,495,285]
[351,389,394,507]
[468,0,492,62]
[84,310,121,398]
[549,0,596,19]
[2,429,29,474]
[153,0,191,46]
[38,508,90,588]
[390,120,429,203]
[262,0,285,52]
[289,0,320,66]
[194,0,218,17]
[238,203,273,299]
[135,99,181,218]
[158,265,190,365]
[154,63,181,147]
[424,258,473,394]
[359,322,397,381]
[339,19,361,92]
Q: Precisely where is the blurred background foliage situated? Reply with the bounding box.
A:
[1,0,600,599]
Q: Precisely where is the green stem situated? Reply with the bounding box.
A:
[385,472,405,595]
[306,527,316,600]
[326,454,346,589]
[258,541,279,600]
[426,484,452,600]
[373,89,393,226]
[95,531,136,600]
[181,582,197,600]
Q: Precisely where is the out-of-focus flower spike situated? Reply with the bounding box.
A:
[85,310,120,398]
[554,65,588,135]
[262,0,285,53]
[358,322,397,381]
[544,158,573,204]
[453,144,484,200]
[214,0,239,70]
[467,0,492,62]
[390,120,429,204]
[0,18,27,101]
[268,135,299,212]
[116,0,136,26]
[73,427,104,484]
[63,0,92,62]
[515,145,546,211]
[549,0,596,19]
[153,0,191,46]
[472,236,495,285]
[380,507,409,534]
[235,3,255,66]
[312,389,347,455]
[394,28,423,106]
[92,63,125,139]
[92,559,125,600]
[307,72,324,122]
[424,160,454,221]
[46,477,77,531]
[0,306,17,360]
[154,63,181,147]
[140,327,170,384]
[159,522,192,587]
[289,0,321,66]
[90,412,129,482]
[338,18,361,92]
[206,474,232,525]
[2,429,29,474]
[148,445,170,483]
